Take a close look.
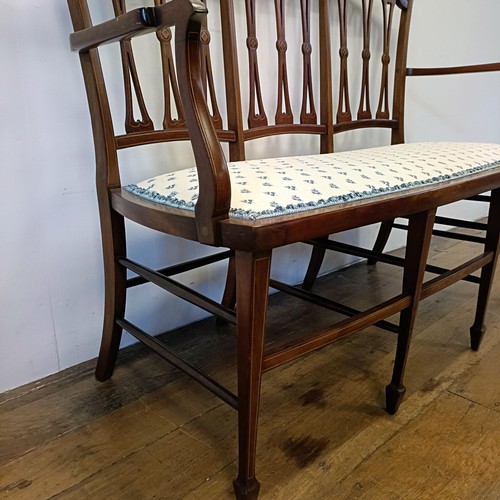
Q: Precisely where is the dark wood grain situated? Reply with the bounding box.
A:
[3,233,500,498]
[67,0,500,497]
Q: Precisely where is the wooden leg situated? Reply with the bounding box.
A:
[233,250,271,500]
[222,254,237,310]
[95,209,127,382]
[302,238,328,290]
[368,219,394,265]
[470,188,500,351]
[216,254,237,327]
[386,210,436,414]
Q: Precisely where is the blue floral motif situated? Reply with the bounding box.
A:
[125,142,500,222]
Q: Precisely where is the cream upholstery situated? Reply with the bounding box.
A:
[126,142,500,220]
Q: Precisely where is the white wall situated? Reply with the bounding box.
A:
[1,0,499,393]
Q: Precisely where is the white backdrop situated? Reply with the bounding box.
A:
[1,0,499,393]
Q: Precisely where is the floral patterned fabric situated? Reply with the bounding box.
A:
[126,142,500,220]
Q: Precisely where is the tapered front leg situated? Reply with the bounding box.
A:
[233,250,272,500]
[470,188,500,350]
[386,210,436,414]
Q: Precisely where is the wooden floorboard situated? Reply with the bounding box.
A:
[1,233,499,499]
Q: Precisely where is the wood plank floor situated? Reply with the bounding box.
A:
[1,232,500,499]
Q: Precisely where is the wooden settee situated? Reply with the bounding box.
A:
[68,0,500,498]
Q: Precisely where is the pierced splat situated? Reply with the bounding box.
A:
[337,0,352,123]
[274,0,293,125]
[155,0,221,130]
[156,28,185,128]
[245,0,268,128]
[357,0,374,120]
[199,19,224,130]
[300,0,317,125]
[155,0,185,129]
[112,0,153,133]
[376,0,396,119]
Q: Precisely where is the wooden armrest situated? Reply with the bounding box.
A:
[69,0,225,244]
[407,62,500,77]
[69,0,208,52]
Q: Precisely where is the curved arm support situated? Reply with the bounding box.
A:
[70,0,230,245]
[174,4,231,245]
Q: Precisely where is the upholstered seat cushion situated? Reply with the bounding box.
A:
[126,142,500,220]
